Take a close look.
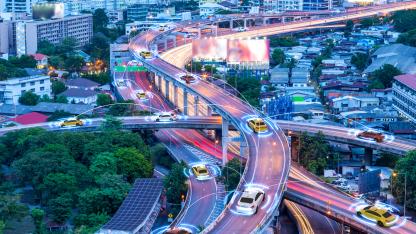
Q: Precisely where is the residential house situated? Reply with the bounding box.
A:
[59,88,98,104]
[31,53,48,69]
[66,78,100,91]
[331,95,380,114]
[0,75,51,105]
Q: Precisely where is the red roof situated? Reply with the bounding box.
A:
[11,112,48,125]
[395,74,416,90]
[31,53,47,61]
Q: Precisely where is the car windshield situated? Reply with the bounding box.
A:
[199,169,207,174]
[161,114,170,118]
[382,212,392,218]
[240,197,253,204]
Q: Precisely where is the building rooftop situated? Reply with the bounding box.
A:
[66,78,100,88]
[394,74,416,90]
[100,178,163,233]
[59,88,98,98]
[11,112,48,125]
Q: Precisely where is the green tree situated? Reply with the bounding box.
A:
[18,91,40,105]
[64,56,84,73]
[93,9,109,33]
[9,55,37,68]
[298,131,329,175]
[77,188,126,214]
[391,9,416,32]
[271,48,285,65]
[48,55,64,69]
[164,162,187,203]
[222,158,244,190]
[375,153,400,168]
[56,37,78,54]
[48,193,73,223]
[37,41,56,55]
[108,100,135,116]
[392,150,416,209]
[82,72,111,85]
[40,173,77,200]
[369,64,402,89]
[269,37,299,47]
[52,80,66,96]
[351,53,370,71]
[31,208,45,234]
[96,94,113,106]
[150,143,174,169]
[360,17,381,28]
[397,28,416,46]
[114,147,153,182]
[73,212,109,230]
[90,152,117,176]
[345,20,354,36]
[227,77,260,107]
[100,115,122,131]
[55,95,69,103]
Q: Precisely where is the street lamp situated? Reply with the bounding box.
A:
[392,172,407,217]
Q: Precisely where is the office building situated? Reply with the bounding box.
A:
[0,75,51,105]
[16,14,93,55]
[393,74,416,123]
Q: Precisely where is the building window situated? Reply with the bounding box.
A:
[40,80,44,84]
[30,81,35,86]
[21,83,26,87]
[40,87,44,91]
[30,88,35,92]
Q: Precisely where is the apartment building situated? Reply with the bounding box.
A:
[0,0,40,14]
[17,14,93,55]
[0,75,51,105]
[393,74,416,123]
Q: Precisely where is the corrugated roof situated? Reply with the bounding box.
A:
[394,74,416,90]
[11,112,48,125]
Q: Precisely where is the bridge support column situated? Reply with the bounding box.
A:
[222,119,229,166]
[194,96,199,116]
[183,91,188,115]
[157,75,162,91]
[165,80,169,100]
[240,140,248,158]
[364,148,373,165]
[207,106,212,116]
[290,135,300,162]
[173,85,178,107]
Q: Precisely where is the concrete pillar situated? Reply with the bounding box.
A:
[222,119,229,166]
[198,28,201,39]
[230,20,233,28]
[240,140,248,158]
[173,85,178,107]
[244,19,247,28]
[164,39,168,51]
[157,75,162,90]
[364,148,373,165]
[290,135,300,162]
[165,80,169,100]
[194,95,199,116]
[207,106,212,116]
[183,91,188,115]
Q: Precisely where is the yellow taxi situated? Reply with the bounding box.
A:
[139,51,153,59]
[357,205,396,227]
[247,118,268,133]
[192,164,209,180]
[136,90,146,99]
[60,118,83,127]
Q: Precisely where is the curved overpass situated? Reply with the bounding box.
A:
[127,2,416,233]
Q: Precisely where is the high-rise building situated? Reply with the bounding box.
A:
[302,0,332,10]
[0,0,42,15]
[16,14,93,55]
[393,74,416,124]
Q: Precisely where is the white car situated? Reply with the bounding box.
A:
[155,112,176,122]
[236,188,265,215]
[234,27,247,32]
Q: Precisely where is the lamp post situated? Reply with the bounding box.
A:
[392,172,407,217]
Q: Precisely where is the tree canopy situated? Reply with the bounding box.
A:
[392,150,416,209]
[368,64,402,89]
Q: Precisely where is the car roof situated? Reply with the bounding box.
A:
[242,188,263,198]
[365,206,388,213]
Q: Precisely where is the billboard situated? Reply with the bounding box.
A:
[192,38,227,61]
[358,169,381,196]
[227,39,269,64]
[32,3,64,20]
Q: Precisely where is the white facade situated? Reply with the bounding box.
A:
[332,96,379,113]
[17,14,93,55]
[66,94,97,104]
[264,0,304,12]
[1,0,40,14]
[0,75,51,105]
